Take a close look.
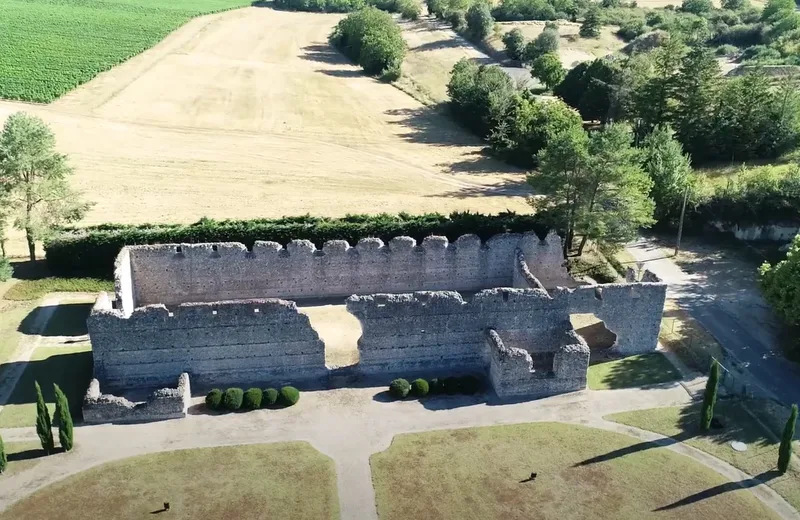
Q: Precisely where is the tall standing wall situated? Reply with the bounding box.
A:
[122,231,567,306]
[88,294,326,391]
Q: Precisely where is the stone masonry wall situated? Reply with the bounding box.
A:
[88,293,326,391]
[487,329,589,399]
[120,231,565,307]
[83,373,191,424]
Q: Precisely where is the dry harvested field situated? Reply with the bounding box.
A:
[0,7,530,255]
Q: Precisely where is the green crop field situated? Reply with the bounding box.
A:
[0,0,251,103]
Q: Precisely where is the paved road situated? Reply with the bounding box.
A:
[627,237,800,406]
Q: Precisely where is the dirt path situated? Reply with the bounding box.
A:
[0,8,529,256]
[0,383,796,519]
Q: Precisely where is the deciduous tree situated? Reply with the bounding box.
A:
[0,112,92,261]
[530,52,566,90]
[640,125,692,221]
[502,28,526,61]
[466,2,493,41]
[523,27,559,64]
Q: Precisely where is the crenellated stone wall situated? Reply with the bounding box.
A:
[83,373,191,424]
[88,294,326,391]
[118,231,566,307]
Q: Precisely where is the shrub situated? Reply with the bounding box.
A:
[205,389,223,410]
[711,23,763,47]
[274,0,365,11]
[410,378,430,397]
[428,378,441,394]
[502,28,526,60]
[45,213,548,278]
[447,9,467,31]
[492,0,557,21]
[389,378,411,398]
[714,44,738,56]
[458,375,482,394]
[0,257,11,282]
[397,0,421,19]
[243,388,263,410]
[681,0,712,14]
[617,18,647,41]
[262,388,279,407]
[522,27,558,64]
[223,388,244,411]
[329,7,407,76]
[466,2,494,41]
[280,386,301,406]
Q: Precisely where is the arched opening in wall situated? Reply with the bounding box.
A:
[298,299,361,369]
[570,313,617,361]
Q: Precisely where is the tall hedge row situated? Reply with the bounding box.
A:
[45,212,548,278]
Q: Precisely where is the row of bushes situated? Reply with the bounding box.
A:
[388,375,483,398]
[274,0,420,17]
[205,386,300,411]
[44,212,548,278]
[329,7,407,78]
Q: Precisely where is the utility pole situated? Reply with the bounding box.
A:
[674,185,689,257]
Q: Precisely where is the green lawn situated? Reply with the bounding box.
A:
[587,352,681,390]
[0,442,340,520]
[371,422,779,520]
[0,0,250,102]
[607,401,800,511]
[0,345,92,428]
[0,300,37,367]
[3,278,112,301]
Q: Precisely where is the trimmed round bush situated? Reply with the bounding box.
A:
[205,389,223,410]
[279,386,300,407]
[262,388,279,407]
[458,375,482,395]
[223,388,244,411]
[410,378,429,397]
[389,378,411,399]
[243,388,262,410]
[428,378,441,394]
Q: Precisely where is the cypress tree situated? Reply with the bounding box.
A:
[0,434,6,474]
[34,381,54,454]
[778,404,797,474]
[701,360,720,430]
[53,384,74,452]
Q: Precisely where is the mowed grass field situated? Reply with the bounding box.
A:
[0,7,530,257]
[0,0,250,102]
[371,422,781,519]
[0,442,340,520]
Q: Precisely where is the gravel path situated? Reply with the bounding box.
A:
[0,382,796,519]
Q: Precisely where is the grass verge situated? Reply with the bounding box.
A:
[371,421,779,519]
[588,352,681,390]
[3,278,112,301]
[0,442,340,520]
[660,300,725,372]
[607,401,800,510]
[0,345,93,428]
[3,441,48,477]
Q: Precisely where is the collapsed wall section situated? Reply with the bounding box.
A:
[88,293,326,391]
[554,275,666,355]
[122,231,565,306]
[83,373,191,424]
[487,329,589,399]
[346,288,572,377]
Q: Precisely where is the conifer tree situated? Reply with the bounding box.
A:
[54,383,74,451]
[701,360,720,430]
[778,404,797,474]
[35,381,54,454]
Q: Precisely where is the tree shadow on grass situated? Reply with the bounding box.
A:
[8,448,53,462]
[9,260,50,280]
[299,44,350,65]
[0,351,93,421]
[315,69,364,78]
[653,470,782,511]
[425,181,531,200]
[594,353,682,390]
[18,303,92,337]
[384,106,492,148]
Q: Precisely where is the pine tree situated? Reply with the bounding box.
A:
[34,381,54,454]
[580,6,601,38]
[701,360,720,430]
[53,384,74,452]
[778,404,797,474]
[672,46,720,162]
[0,434,6,474]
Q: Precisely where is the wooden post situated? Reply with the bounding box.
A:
[674,186,689,257]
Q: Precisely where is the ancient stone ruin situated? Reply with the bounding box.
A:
[85,231,666,419]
